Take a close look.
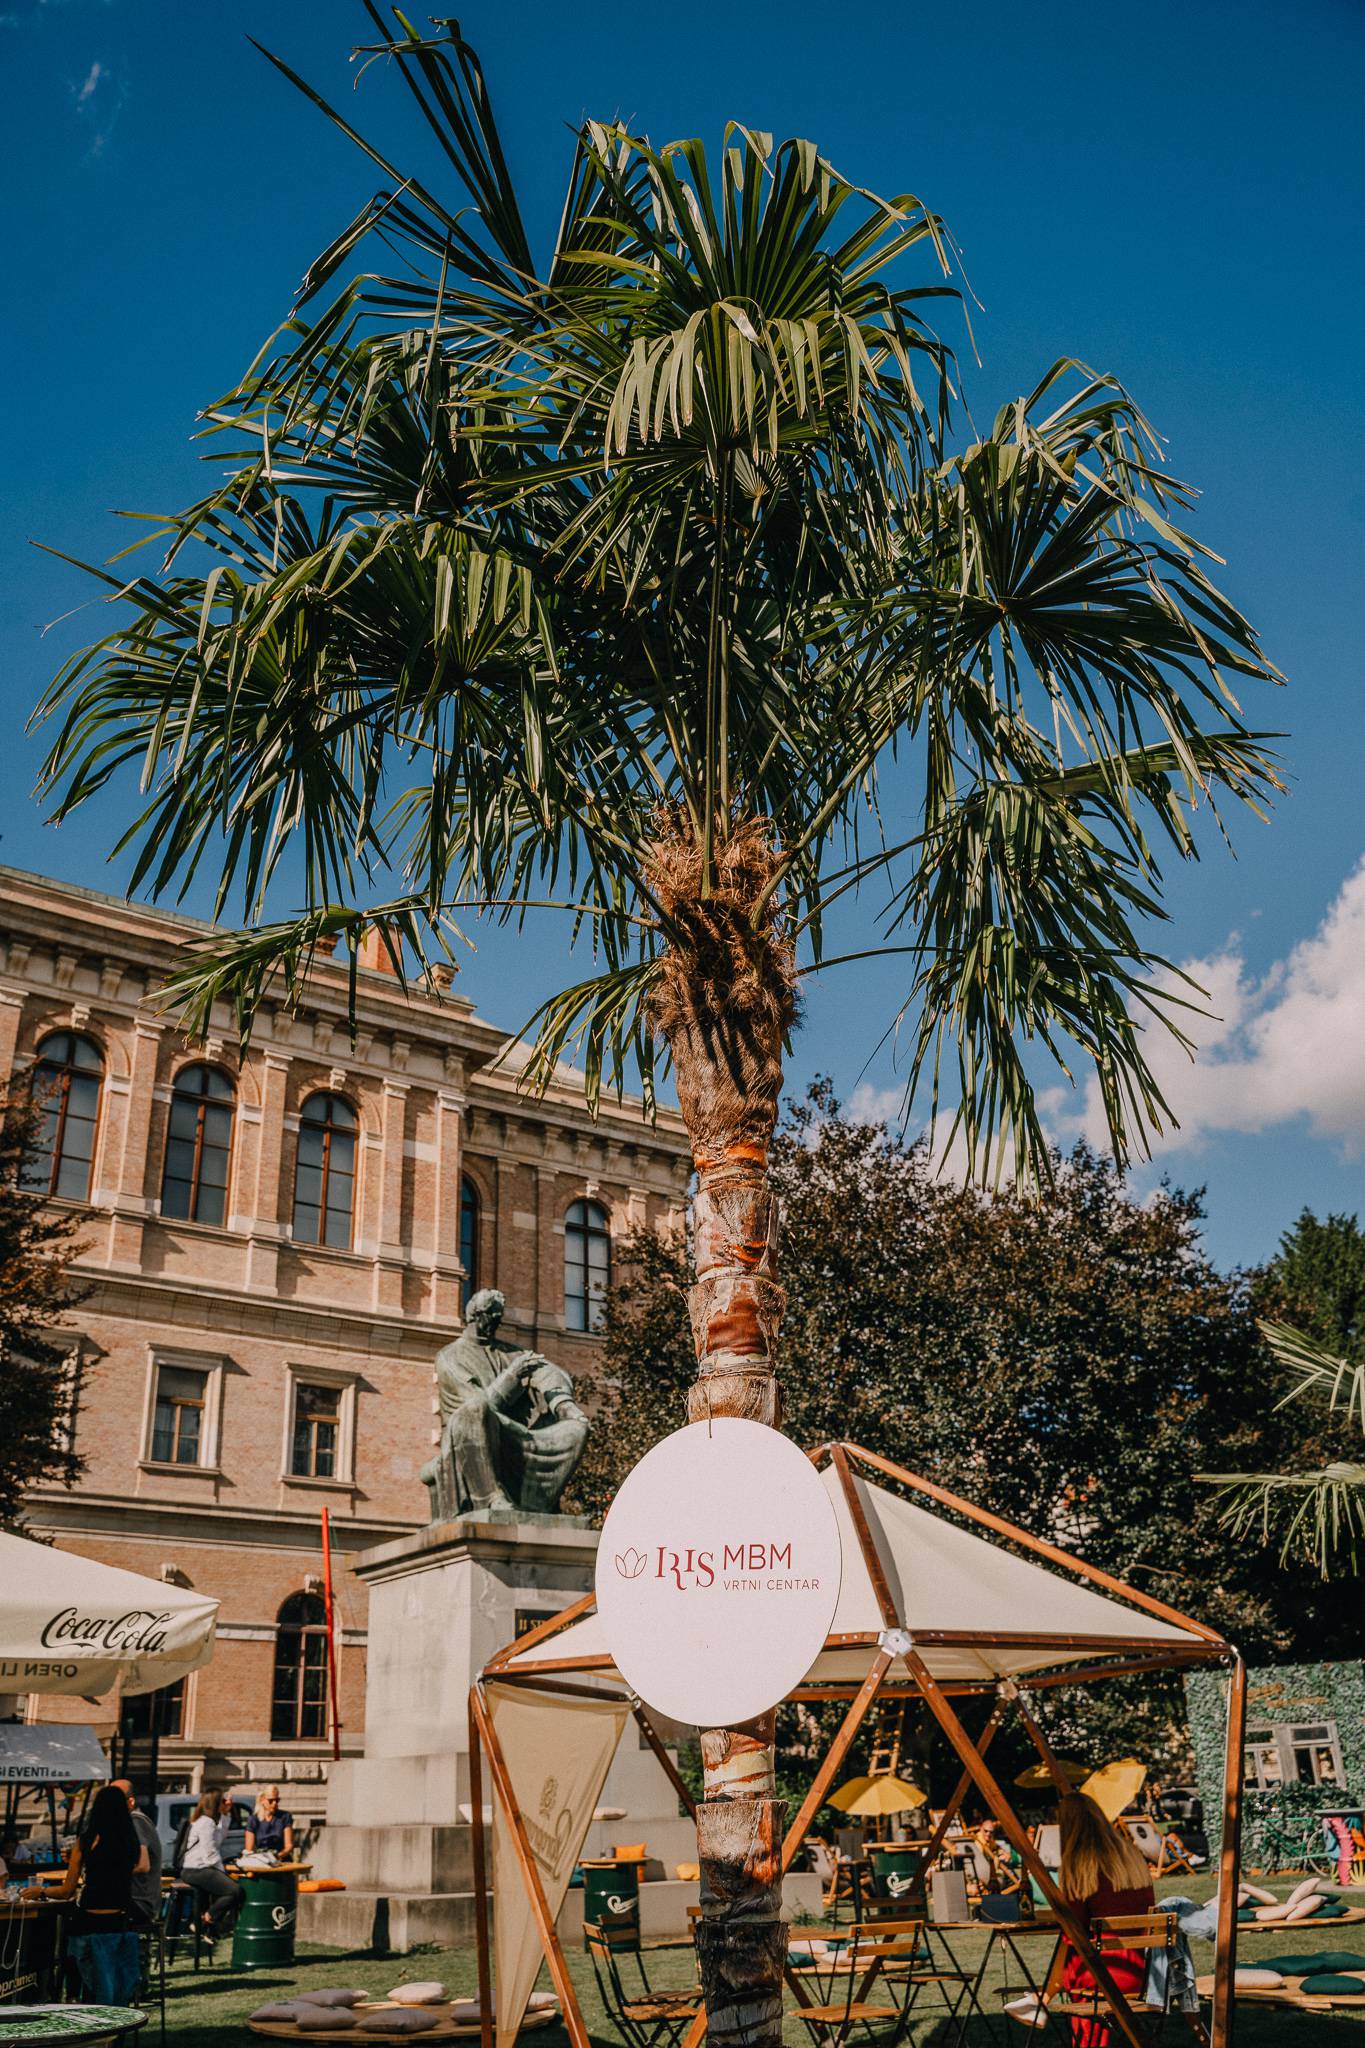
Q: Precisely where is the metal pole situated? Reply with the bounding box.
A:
[321,1507,343,1763]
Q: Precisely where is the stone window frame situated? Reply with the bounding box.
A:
[22,1025,109,1204]
[459,1156,495,1311]
[291,1088,362,1250]
[139,1344,228,1475]
[562,1192,613,1333]
[158,1057,238,1228]
[280,1361,359,1489]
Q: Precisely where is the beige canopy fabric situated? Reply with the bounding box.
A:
[503,1460,1203,1688]
[486,1680,630,2048]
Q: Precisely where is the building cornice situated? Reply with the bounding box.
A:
[25,1489,418,1555]
[0,864,689,1166]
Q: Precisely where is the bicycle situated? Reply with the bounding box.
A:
[1245,1808,1340,1876]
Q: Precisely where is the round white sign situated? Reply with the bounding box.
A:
[594,1418,842,1727]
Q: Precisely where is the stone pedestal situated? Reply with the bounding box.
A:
[300,1514,697,1954]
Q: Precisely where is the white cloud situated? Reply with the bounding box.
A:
[847,1082,905,1128]
[1073,855,1365,1159]
[75,57,100,100]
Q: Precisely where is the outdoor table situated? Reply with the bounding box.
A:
[0,2007,145,2048]
[925,1915,1061,2044]
[0,1903,61,2007]
[230,1863,311,1974]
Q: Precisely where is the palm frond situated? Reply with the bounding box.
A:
[1260,1319,1365,1428]
[1201,1463,1365,1576]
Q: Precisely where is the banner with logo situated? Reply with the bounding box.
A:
[487,1680,629,2046]
[595,1418,842,1726]
[0,1531,219,1698]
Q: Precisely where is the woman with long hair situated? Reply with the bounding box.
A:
[1056,1793,1154,2047]
[244,1784,294,1859]
[180,1790,243,1945]
[20,1782,148,2001]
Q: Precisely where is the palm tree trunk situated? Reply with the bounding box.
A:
[645,813,794,2048]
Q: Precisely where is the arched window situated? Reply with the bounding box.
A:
[161,1065,235,1226]
[293,1093,358,1248]
[271,1591,329,1742]
[460,1175,480,1311]
[564,1198,611,1333]
[24,1032,104,1200]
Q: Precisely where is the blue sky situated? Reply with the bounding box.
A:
[1,0,1363,1271]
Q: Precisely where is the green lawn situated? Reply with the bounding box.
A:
[156,1872,1364,2047]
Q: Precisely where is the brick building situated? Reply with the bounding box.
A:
[0,866,689,1824]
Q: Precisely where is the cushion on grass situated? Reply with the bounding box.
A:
[1232,1968,1285,1988]
[1236,1908,1257,1922]
[1316,1900,1349,1918]
[1288,1877,1323,1906]
[251,2005,308,2022]
[358,2013,439,2035]
[293,2012,360,2032]
[1286,1896,1325,1921]
[448,2004,484,2024]
[1253,1904,1291,1921]
[1306,1952,1365,1972]
[1240,1882,1278,1906]
[387,1985,445,2006]
[1299,1973,1365,1996]
[297,1990,369,2008]
[527,1996,557,2012]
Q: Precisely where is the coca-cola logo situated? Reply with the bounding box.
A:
[39,1608,174,1655]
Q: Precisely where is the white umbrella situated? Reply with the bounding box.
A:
[0,1531,219,1698]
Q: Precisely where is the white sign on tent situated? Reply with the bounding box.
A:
[594,1418,841,1726]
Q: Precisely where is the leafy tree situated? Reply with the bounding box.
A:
[578,1086,1365,1775]
[32,16,1277,2030]
[0,1094,85,1524]
[1257,1209,1365,1361]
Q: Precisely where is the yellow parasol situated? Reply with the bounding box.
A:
[829,1774,928,1816]
[1013,1760,1088,1790]
[1081,1758,1147,1822]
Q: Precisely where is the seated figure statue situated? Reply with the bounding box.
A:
[420,1288,589,1519]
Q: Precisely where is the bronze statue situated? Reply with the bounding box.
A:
[421,1289,589,1519]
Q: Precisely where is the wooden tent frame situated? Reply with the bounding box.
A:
[469,1442,1245,2048]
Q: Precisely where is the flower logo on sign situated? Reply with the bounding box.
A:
[614,1547,647,1580]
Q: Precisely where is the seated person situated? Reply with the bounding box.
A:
[1056,1793,1154,2048]
[245,1785,295,1859]
[179,1791,243,1946]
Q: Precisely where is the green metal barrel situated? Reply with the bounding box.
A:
[580,1857,639,1939]
[868,1845,925,1911]
[231,1866,301,1972]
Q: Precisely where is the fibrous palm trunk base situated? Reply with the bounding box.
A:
[644,813,796,2048]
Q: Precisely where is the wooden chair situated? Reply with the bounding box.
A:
[1045,1912,1208,2044]
[791,1917,970,2048]
[583,1920,700,2048]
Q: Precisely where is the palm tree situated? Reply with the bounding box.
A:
[1203,1322,1365,1574]
[35,14,1279,2038]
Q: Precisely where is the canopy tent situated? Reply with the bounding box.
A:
[0,1531,219,1698]
[0,1724,112,1865]
[469,1443,1246,2048]
[0,1725,108,1784]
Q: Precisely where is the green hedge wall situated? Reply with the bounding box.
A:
[1185,1661,1365,1857]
